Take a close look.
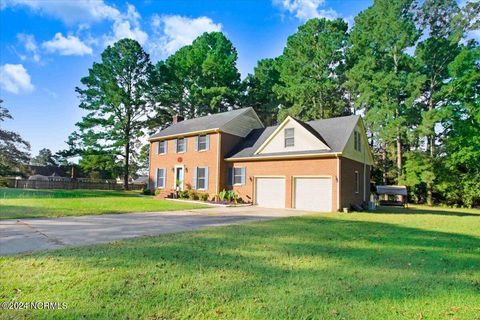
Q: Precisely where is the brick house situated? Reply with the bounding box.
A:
[148,107,373,212]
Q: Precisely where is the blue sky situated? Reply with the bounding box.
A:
[0,0,394,157]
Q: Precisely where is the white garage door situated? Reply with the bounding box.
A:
[294,177,332,212]
[255,177,285,208]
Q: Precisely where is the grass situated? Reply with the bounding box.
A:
[1,205,479,319]
[0,188,208,219]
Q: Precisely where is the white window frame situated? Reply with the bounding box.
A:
[354,170,359,194]
[156,168,166,189]
[284,128,295,147]
[354,131,361,152]
[233,167,245,186]
[197,135,207,151]
[176,138,186,153]
[196,167,207,190]
[157,141,166,155]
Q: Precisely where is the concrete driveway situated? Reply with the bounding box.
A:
[0,206,308,255]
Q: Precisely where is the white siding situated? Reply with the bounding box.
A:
[258,118,330,154]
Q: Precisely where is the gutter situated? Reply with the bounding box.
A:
[148,128,221,142]
[225,152,343,162]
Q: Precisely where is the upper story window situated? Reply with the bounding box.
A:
[197,135,208,151]
[284,128,295,147]
[354,131,362,152]
[176,138,186,153]
[157,141,166,154]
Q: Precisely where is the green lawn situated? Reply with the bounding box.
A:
[1,205,479,319]
[0,188,208,219]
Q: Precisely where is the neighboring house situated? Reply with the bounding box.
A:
[148,107,373,212]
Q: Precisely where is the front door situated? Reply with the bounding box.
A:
[175,167,184,191]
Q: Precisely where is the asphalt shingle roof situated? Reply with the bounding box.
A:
[149,108,252,140]
[226,115,360,159]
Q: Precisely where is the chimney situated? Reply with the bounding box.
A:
[172,114,184,125]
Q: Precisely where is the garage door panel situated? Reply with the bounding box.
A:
[255,178,285,208]
[294,177,332,212]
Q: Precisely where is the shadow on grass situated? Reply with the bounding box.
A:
[9,216,479,319]
[373,205,480,217]
[0,188,143,199]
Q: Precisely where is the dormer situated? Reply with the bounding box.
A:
[254,116,330,155]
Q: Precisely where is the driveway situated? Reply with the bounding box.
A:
[0,206,308,255]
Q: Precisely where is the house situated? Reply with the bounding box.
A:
[148,107,373,212]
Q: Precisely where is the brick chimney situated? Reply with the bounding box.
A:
[172,114,184,125]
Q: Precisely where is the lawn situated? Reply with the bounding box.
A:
[0,188,208,219]
[1,205,479,319]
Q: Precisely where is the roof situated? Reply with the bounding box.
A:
[149,108,257,140]
[227,115,360,159]
[376,185,408,196]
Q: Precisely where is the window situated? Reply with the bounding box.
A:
[197,135,208,151]
[176,138,185,153]
[156,168,166,188]
[354,131,361,152]
[195,167,208,190]
[227,167,246,186]
[157,141,166,154]
[284,128,295,147]
[354,171,359,194]
[233,167,246,185]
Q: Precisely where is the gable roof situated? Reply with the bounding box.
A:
[149,107,262,140]
[227,115,361,159]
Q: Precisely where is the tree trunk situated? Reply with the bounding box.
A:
[426,93,435,206]
[396,126,402,182]
[124,142,130,190]
[382,143,388,185]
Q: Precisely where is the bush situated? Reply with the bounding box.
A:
[199,193,209,201]
[154,189,162,196]
[142,188,152,195]
[187,189,198,200]
[218,189,238,203]
[178,190,189,199]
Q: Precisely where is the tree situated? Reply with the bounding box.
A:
[409,0,480,205]
[0,100,30,176]
[31,148,57,166]
[69,39,155,189]
[241,58,283,125]
[437,46,480,207]
[346,0,421,183]
[274,18,350,121]
[154,32,241,122]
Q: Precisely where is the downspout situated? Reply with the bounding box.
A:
[216,132,221,199]
[336,154,341,211]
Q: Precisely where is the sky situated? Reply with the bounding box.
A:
[1,0,471,158]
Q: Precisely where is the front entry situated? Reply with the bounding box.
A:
[174,167,184,191]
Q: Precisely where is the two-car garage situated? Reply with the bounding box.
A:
[255,176,332,212]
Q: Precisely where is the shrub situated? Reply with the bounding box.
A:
[219,189,227,201]
[178,190,189,199]
[154,189,162,196]
[199,193,209,201]
[187,189,198,200]
[142,188,152,195]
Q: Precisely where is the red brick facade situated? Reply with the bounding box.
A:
[149,132,370,211]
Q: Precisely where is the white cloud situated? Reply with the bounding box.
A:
[43,33,93,56]
[16,33,41,62]
[0,64,35,94]
[273,0,339,21]
[149,15,222,59]
[1,0,120,25]
[104,4,148,46]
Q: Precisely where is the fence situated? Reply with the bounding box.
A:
[7,179,145,191]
